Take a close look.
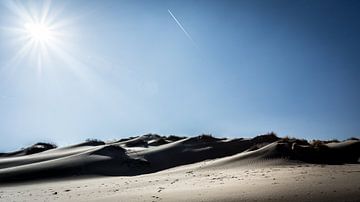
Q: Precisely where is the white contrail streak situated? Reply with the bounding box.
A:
[168,9,197,47]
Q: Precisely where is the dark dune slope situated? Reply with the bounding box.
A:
[208,139,360,169]
[115,134,186,147]
[131,134,280,172]
[0,145,148,183]
[292,140,360,164]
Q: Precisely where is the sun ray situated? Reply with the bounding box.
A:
[40,0,51,24]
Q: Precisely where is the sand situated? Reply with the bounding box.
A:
[0,134,359,201]
[1,162,359,202]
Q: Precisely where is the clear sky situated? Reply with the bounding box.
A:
[0,0,359,152]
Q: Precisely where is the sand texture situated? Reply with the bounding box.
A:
[1,133,359,201]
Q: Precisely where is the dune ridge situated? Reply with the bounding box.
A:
[0,133,359,183]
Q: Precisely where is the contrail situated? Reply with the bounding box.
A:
[168,9,197,47]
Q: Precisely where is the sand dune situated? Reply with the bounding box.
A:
[0,142,57,157]
[129,134,278,172]
[114,134,185,147]
[0,133,359,201]
[1,134,359,183]
[0,144,148,182]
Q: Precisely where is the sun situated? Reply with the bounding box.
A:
[1,0,73,74]
[24,23,52,42]
[2,0,84,77]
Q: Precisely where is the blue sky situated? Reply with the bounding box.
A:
[0,0,359,151]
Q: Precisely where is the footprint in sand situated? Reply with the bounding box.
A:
[170,179,179,184]
[158,187,165,192]
[152,195,160,200]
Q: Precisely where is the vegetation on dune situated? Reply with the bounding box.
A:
[24,142,57,154]
[85,138,105,144]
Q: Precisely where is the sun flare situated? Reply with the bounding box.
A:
[24,23,52,42]
[2,0,78,75]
